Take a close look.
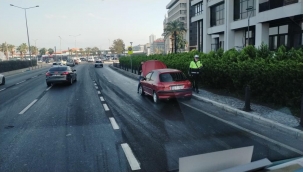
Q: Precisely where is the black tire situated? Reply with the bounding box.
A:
[46,82,51,87]
[139,85,145,96]
[1,77,5,85]
[74,75,77,82]
[153,91,159,103]
[69,77,73,85]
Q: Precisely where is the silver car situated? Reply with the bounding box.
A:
[46,66,77,87]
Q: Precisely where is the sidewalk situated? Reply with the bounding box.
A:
[109,64,303,139]
[1,63,51,77]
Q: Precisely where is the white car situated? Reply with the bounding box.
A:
[0,74,5,85]
[87,57,94,62]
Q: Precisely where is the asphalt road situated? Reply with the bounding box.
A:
[0,63,302,172]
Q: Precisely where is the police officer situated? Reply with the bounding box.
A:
[137,61,144,93]
[189,55,203,93]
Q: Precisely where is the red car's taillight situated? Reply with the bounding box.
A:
[46,72,51,76]
[61,72,69,75]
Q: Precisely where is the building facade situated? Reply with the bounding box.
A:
[165,0,189,52]
[149,34,156,54]
[152,39,165,54]
[189,0,303,53]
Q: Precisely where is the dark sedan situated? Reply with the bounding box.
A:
[46,66,77,86]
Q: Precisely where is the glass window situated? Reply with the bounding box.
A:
[234,0,255,20]
[150,72,158,81]
[50,67,67,71]
[210,3,224,27]
[145,72,152,80]
[160,72,187,82]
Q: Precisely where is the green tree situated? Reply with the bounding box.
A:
[48,48,54,55]
[8,44,15,59]
[17,43,28,59]
[176,34,187,52]
[79,48,85,56]
[30,46,39,56]
[109,39,125,54]
[163,20,186,53]
[0,42,9,60]
[91,47,99,56]
[39,48,47,55]
[85,47,91,56]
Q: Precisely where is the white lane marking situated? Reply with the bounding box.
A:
[97,91,101,95]
[94,83,97,86]
[121,143,141,170]
[109,117,120,130]
[95,86,98,89]
[19,99,38,114]
[16,80,26,85]
[46,85,53,91]
[103,104,109,111]
[181,103,303,155]
[32,76,37,78]
[0,88,6,92]
[100,97,105,101]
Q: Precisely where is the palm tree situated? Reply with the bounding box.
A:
[162,20,186,53]
[17,43,28,59]
[30,46,38,56]
[85,47,91,56]
[8,44,15,59]
[0,42,9,60]
[91,47,99,56]
[79,48,84,56]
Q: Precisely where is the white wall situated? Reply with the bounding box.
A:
[234,30,245,48]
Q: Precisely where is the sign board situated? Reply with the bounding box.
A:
[128,46,133,55]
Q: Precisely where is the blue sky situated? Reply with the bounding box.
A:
[0,0,169,51]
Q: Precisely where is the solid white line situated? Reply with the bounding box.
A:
[46,85,53,91]
[97,91,101,94]
[109,117,120,130]
[103,104,109,111]
[0,88,6,92]
[121,143,141,170]
[100,97,105,101]
[19,99,38,114]
[95,86,98,89]
[181,102,303,155]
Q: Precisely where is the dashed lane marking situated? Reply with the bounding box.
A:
[109,117,120,130]
[32,76,37,78]
[100,97,105,101]
[0,88,6,92]
[16,80,26,85]
[121,143,141,170]
[97,91,101,95]
[46,85,53,91]
[95,86,98,89]
[103,104,109,111]
[19,99,38,114]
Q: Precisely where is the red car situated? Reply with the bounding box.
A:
[139,69,192,103]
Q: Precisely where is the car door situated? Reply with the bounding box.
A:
[149,71,158,93]
[141,72,152,95]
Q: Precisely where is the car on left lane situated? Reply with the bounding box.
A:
[0,74,5,85]
[46,66,77,87]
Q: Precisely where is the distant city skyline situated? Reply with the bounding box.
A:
[0,0,169,50]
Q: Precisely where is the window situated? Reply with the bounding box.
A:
[259,0,298,12]
[145,72,152,81]
[269,24,289,50]
[245,30,255,46]
[210,3,224,27]
[150,72,158,81]
[160,72,186,82]
[211,38,220,51]
[194,2,203,16]
[234,0,255,21]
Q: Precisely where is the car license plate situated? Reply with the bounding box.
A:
[171,85,184,90]
[53,75,60,77]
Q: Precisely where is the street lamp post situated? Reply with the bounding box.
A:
[34,39,38,62]
[69,34,81,57]
[246,6,254,46]
[10,4,39,68]
[130,42,133,73]
[59,36,62,60]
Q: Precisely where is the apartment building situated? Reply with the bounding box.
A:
[165,0,189,53]
[188,0,303,52]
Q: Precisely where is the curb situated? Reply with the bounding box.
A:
[109,64,303,141]
[192,95,303,141]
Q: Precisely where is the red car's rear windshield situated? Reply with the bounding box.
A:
[159,72,187,82]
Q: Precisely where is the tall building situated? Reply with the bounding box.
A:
[165,0,189,52]
[152,38,165,54]
[149,34,156,54]
[189,0,303,53]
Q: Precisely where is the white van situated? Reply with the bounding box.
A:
[88,56,94,62]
